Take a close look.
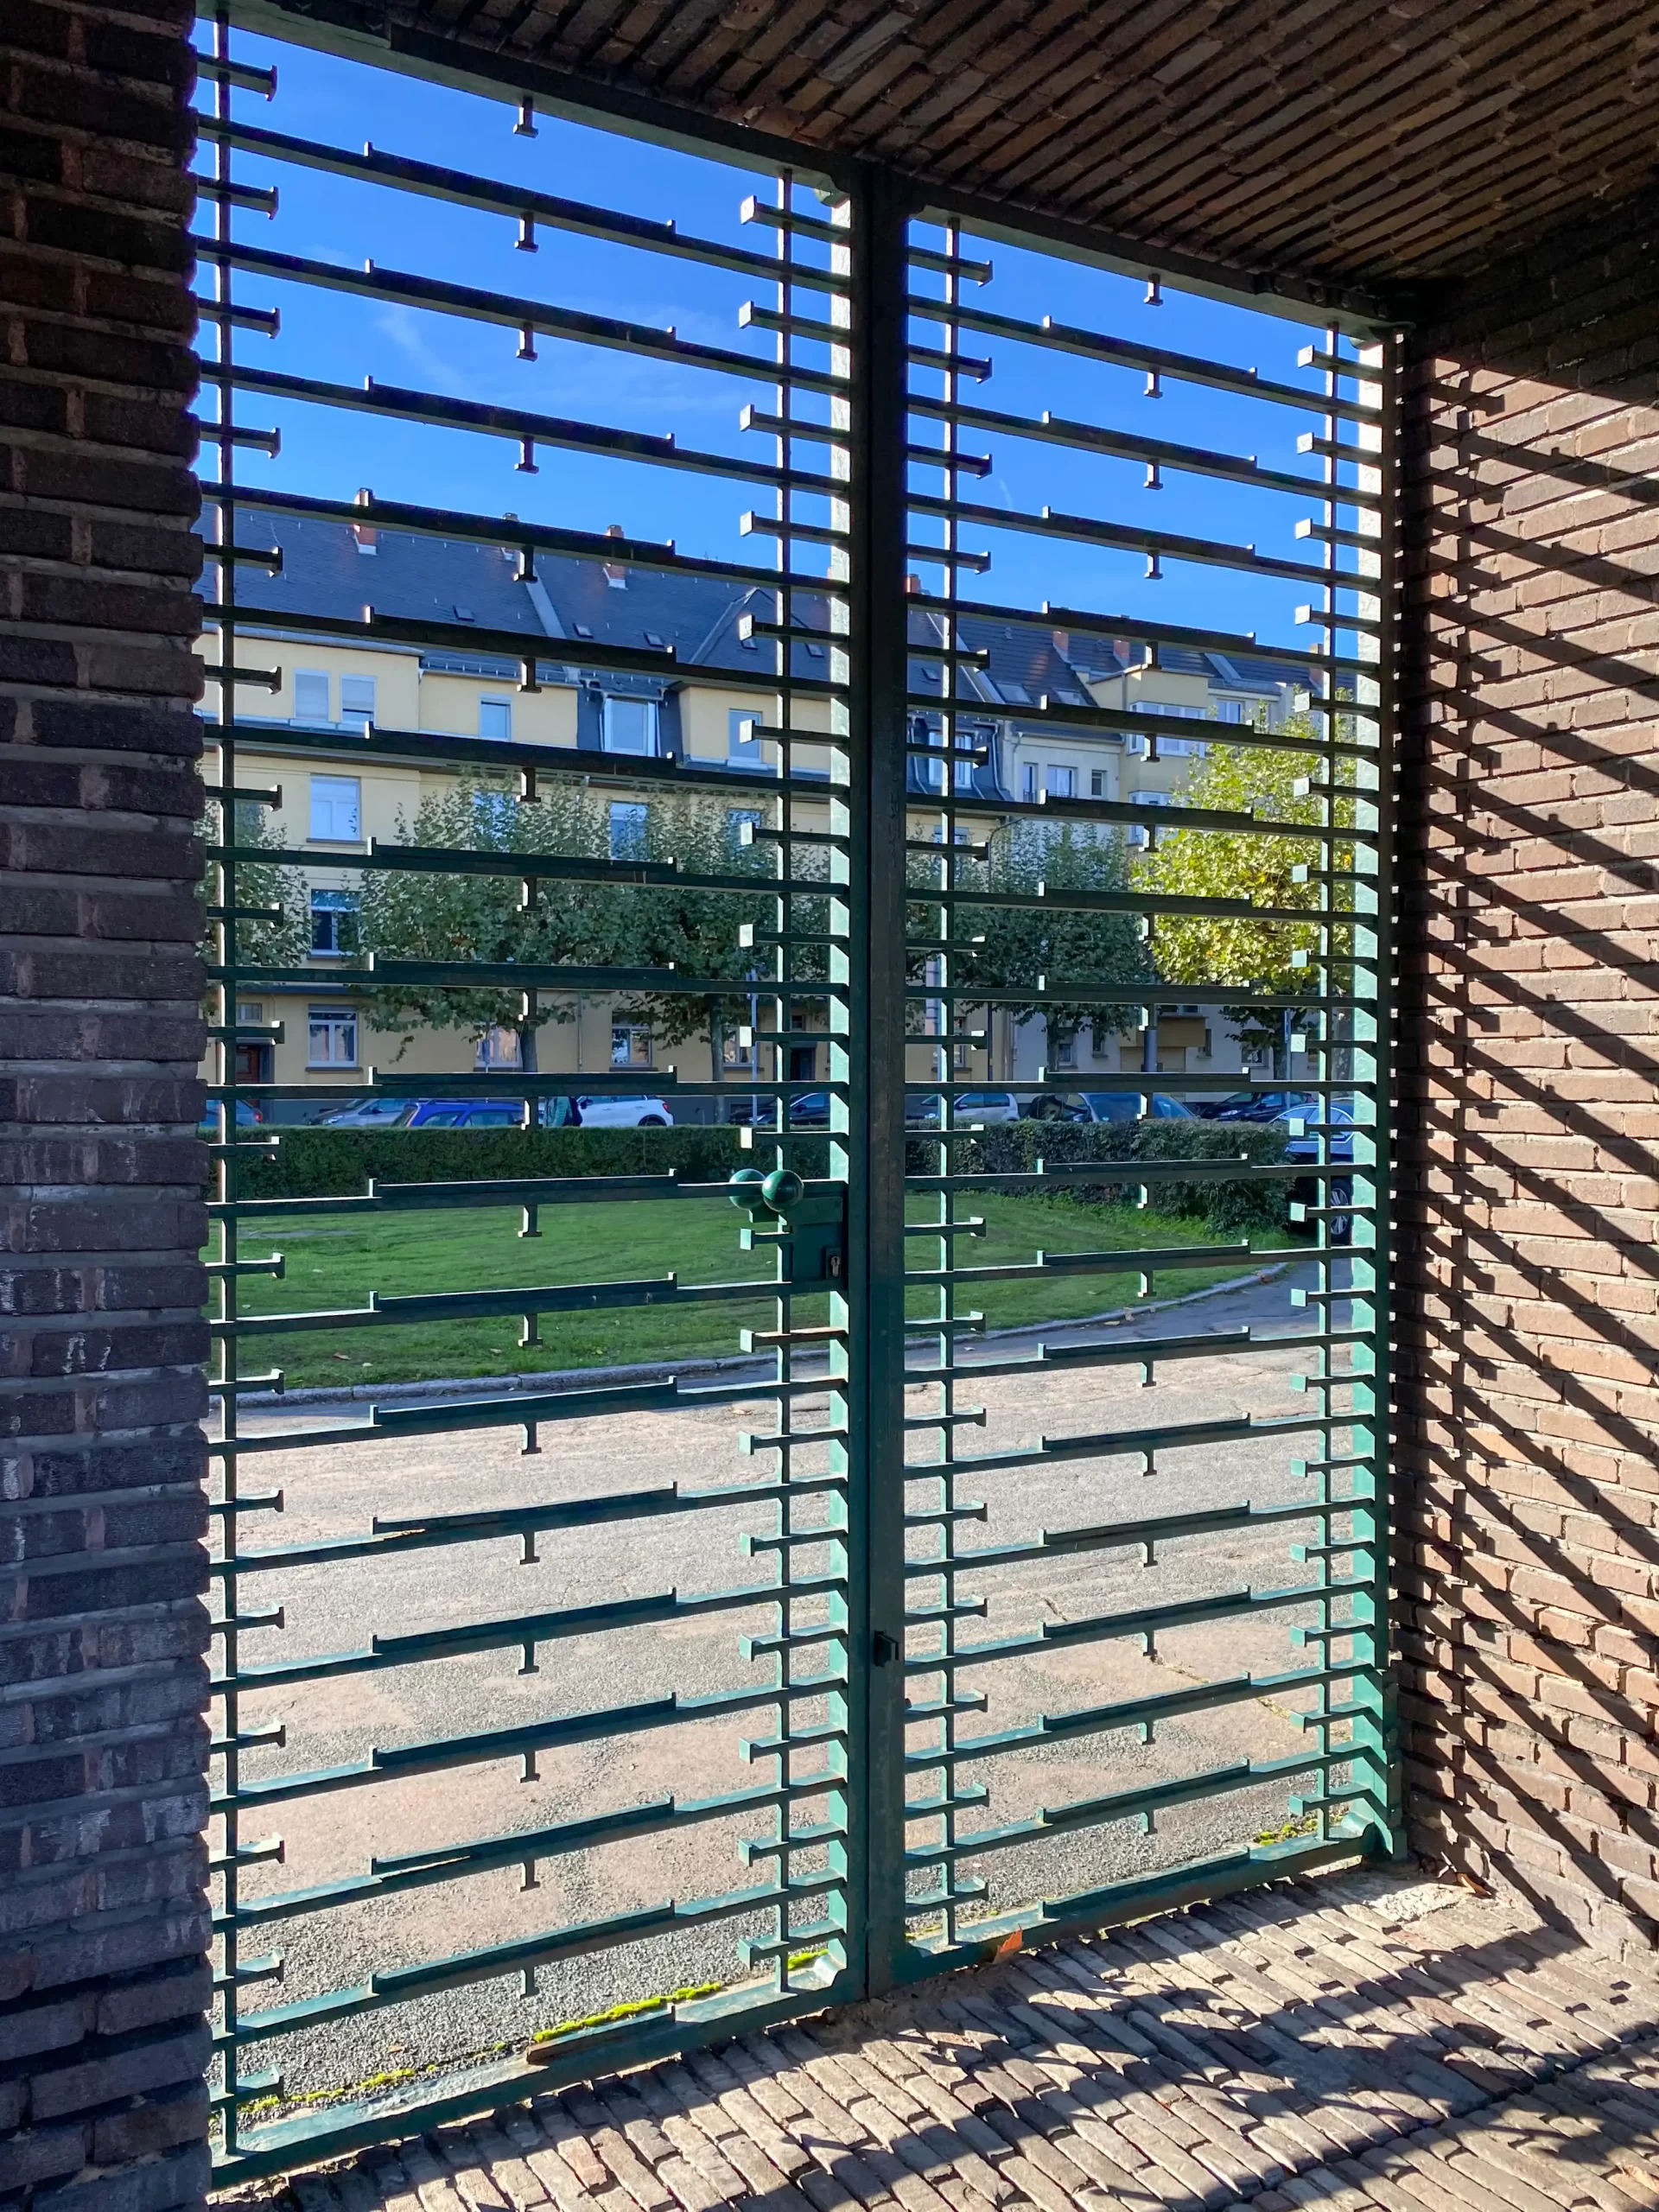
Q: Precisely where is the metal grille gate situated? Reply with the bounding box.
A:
[197,10,1398,2184]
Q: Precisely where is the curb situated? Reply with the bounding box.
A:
[236,1260,1293,1413]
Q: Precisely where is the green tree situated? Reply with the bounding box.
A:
[356,775,777,1075]
[204,799,313,978]
[1130,721,1356,1063]
[932,823,1147,1064]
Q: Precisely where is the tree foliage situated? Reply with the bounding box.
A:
[916,823,1147,1053]
[1130,722,1356,1052]
[354,775,777,1066]
[205,801,314,979]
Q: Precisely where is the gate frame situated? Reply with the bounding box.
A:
[193,7,1404,2177]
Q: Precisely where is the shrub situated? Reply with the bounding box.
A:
[233,1123,750,1200]
[952,1116,1291,1235]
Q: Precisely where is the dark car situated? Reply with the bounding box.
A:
[1198,1088,1322,1123]
[1286,1098,1356,1243]
[199,1097,263,1135]
[1077,1090,1196,1123]
[407,1098,531,1128]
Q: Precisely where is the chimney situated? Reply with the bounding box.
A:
[602,521,627,588]
[353,487,377,553]
[905,573,921,595]
[1051,627,1070,658]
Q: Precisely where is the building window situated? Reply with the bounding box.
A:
[1047,765,1077,799]
[1090,769,1108,798]
[1021,763,1039,802]
[602,696,658,754]
[309,887,359,956]
[235,1001,264,1026]
[608,801,650,859]
[308,1004,358,1066]
[722,1027,753,1071]
[1051,1030,1077,1070]
[480,696,512,741]
[293,669,329,723]
[309,775,360,842]
[475,1025,523,1068]
[728,709,765,766]
[612,1023,652,1068]
[340,672,377,725]
[1127,791,1173,849]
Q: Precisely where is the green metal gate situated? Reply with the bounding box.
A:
[198,8,1398,2183]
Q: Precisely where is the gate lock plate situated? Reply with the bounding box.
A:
[729,1168,847,1286]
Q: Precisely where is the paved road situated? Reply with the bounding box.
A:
[222,1259,1365,2111]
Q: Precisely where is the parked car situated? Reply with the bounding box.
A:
[199,1097,263,1135]
[409,1098,531,1128]
[785,1090,830,1128]
[719,1092,830,1128]
[1076,1090,1196,1123]
[540,1095,674,1128]
[1286,1098,1355,1243]
[1015,1090,1194,1124]
[1195,1088,1320,1123]
[950,1089,1021,1123]
[318,1097,417,1129]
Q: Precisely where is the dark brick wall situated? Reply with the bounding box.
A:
[1396,190,1659,1952]
[0,1,210,2206]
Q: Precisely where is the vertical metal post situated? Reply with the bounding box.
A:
[846,160,913,1997]
[1349,327,1403,1853]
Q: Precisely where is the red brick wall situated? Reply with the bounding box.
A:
[0,1,210,2205]
[1396,192,1659,1952]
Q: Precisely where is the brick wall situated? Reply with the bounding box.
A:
[1396,192,1659,1952]
[0,2,210,2207]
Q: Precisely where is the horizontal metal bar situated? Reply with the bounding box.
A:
[906,589,1370,680]
[201,716,839,800]
[910,492,1340,588]
[904,688,1372,762]
[911,1408,1329,1478]
[221,1868,838,2048]
[907,1749,1335,1866]
[905,295,1382,422]
[908,1575,1365,1675]
[908,1321,1260,1384]
[216,1272,773,1338]
[192,236,848,391]
[221,1782,789,1929]
[905,1239,1251,1286]
[212,1680,796,1810]
[905,1497,1335,1577]
[198,117,838,291]
[197,480,836,599]
[217,1475,815,1574]
[935,786,1373,846]
[207,1174,736,1223]
[909,393,1376,507]
[916,1660,1367,1769]
[223,1575,821,1690]
[213,361,839,497]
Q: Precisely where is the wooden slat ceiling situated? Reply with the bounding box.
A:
[375,0,1659,302]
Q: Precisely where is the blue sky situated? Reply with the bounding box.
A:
[195,27,1365,653]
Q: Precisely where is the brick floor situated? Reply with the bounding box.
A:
[216,1867,1659,2212]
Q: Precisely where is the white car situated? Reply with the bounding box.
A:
[950,1089,1022,1124]
[543,1096,674,1128]
[317,1097,416,1128]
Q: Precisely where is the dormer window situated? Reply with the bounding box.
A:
[573,623,593,638]
[454,605,474,622]
[645,632,666,649]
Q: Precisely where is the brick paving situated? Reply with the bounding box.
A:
[218,1868,1659,2212]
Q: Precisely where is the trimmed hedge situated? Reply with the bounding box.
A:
[954,1117,1292,1234]
[236,1122,750,1199]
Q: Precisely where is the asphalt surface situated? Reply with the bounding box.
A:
[220,1258,1363,2116]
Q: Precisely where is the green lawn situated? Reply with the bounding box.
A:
[226,1191,1289,1391]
